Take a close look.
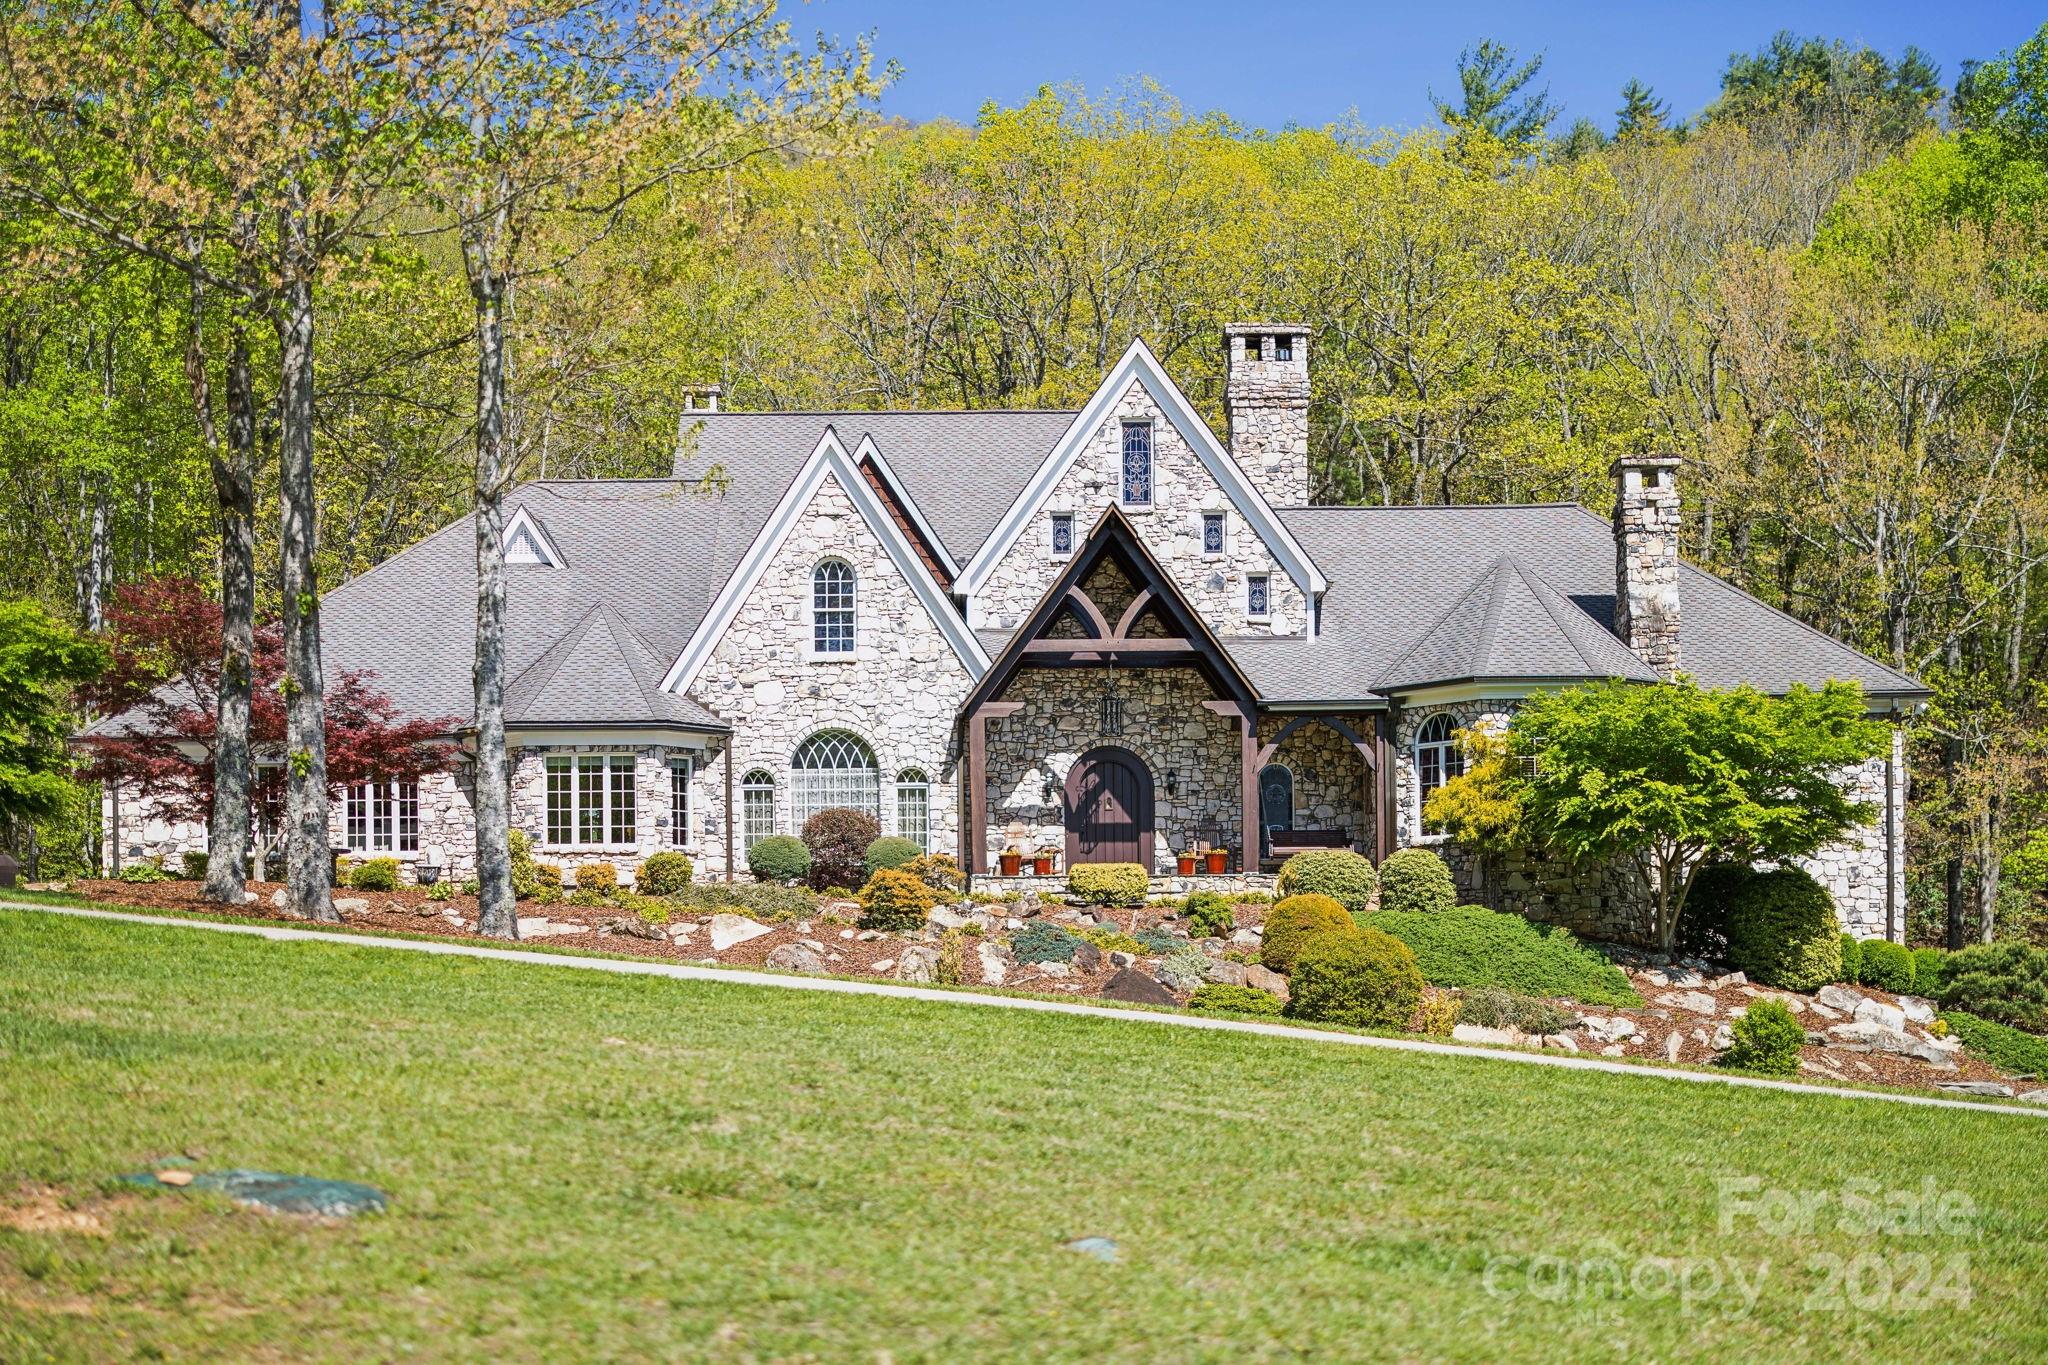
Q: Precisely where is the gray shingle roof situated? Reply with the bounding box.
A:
[1375,554,1658,690]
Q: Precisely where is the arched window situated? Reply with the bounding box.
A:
[812,559,855,654]
[791,730,879,831]
[1258,763,1293,834]
[895,768,931,850]
[1415,714,1464,831]
[742,770,775,851]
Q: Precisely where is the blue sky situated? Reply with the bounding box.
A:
[804,1,2041,132]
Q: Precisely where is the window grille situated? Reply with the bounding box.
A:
[812,560,855,653]
[742,771,775,851]
[1120,422,1152,505]
[1247,574,1270,617]
[791,730,880,830]
[895,769,931,850]
[1051,513,1073,556]
[1202,512,1225,555]
[669,759,692,847]
[344,781,420,854]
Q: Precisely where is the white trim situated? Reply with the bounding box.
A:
[804,556,859,662]
[1246,571,1272,622]
[508,728,719,747]
[501,505,563,568]
[661,429,992,695]
[542,752,639,851]
[1199,509,1227,560]
[1117,417,1155,510]
[954,337,1328,612]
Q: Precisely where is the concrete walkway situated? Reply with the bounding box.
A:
[9,899,2045,1120]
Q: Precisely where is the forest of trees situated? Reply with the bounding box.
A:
[1,7,2045,946]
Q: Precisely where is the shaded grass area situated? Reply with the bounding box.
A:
[3,912,2046,1362]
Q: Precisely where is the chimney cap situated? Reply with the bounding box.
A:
[1224,322,1310,337]
[682,383,724,413]
[1608,454,1681,476]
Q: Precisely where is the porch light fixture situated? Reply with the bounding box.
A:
[1041,774,1058,806]
[1100,664,1123,736]
[1163,769,1179,797]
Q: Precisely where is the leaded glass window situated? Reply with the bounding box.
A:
[1120,422,1152,506]
[895,769,930,850]
[1202,512,1225,555]
[812,559,855,654]
[1247,573,1270,617]
[1051,513,1073,556]
[742,771,775,851]
[791,730,880,830]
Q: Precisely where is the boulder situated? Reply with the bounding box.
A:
[1242,964,1289,1001]
[857,929,885,941]
[516,916,553,938]
[894,946,941,983]
[1852,998,1907,1033]
[597,916,664,941]
[1544,1033,1579,1052]
[1099,968,1177,1006]
[927,906,970,933]
[976,941,1010,986]
[1204,960,1249,987]
[1711,1023,1734,1051]
[1937,1080,2015,1098]
[1576,1015,1639,1044]
[1015,892,1042,918]
[1036,961,1073,979]
[1452,1024,1522,1047]
[1658,990,1718,1016]
[871,958,895,974]
[1710,970,1747,989]
[2018,1090,2048,1106]
[1816,983,1865,1014]
[1071,942,1102,973]
[766,943,825,973]
[1664,1031,1684,1062]
[1898,995,1936,1025]
[1107,950,1135,970]
[1230,928,1262,947]
[797,938,827,954]
[708,914,774,952]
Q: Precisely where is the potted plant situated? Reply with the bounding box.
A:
[1176,850,1197,876]
[999,845,1023,877]
[1204,847,1228,874]
[1032,847,1055,876]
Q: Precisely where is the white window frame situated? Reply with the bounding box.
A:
[1414,715,1463,840]
[344,780,420,856]
[1200,510,1227,559]
[808,558,857,659]
[1119,420,1154,509]
[742,770,776,852]
[668,757,692,849]
[543,753,637,850]
[1049,511,1075,560]
[790,730,881,833]
[894,768,931,851]
[1246,572,1272,621]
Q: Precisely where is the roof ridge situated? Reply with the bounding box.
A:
[1500,554,1612,676]
[1472,556,1515,673]
[598,604,668,715]
[505,601,607,714]
[1374,562,1500,686]
[686,407,1082,417]
[1276,501,1583,512]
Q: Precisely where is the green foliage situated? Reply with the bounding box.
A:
[667,880,818,922]
[1286,927,1425,1030]
[1858,940,1915,993]
[1260,894,1358,975]
[459,878,481,896]
[1912,947,1948,995]
[117,860,168,883]
[1072,925,1145,955]
[1721,999,1806,1076]
[1067,863,1149,906]
[1938,943,2048,1034]
[530,863,562,906]
[1010,922,1084,965]
[427,880,454,902]
[1434,39,1559,145]
[1508,679,1887,950]
[637,852,694,896]
[1678,863,1755,960]
[856,868,938,932]
[748,835,812,885]
[1182,891,1235,938]
[507,829,540,900]
[1274,849,1378,914]
[614,892,670,925]
[1376,847,1457,914]
[1724,869,1843,992]
[566,888,610,908]
[862,837,923,880]
[1132,926,1181,954]
[1415,991,1462,1035]
[180,850,209,881]
[1186,983,1283,1016]
[903,853,964,894]
[1837,933,1863,986]
[1940,1011,2048,1076]
[1422,728,1525,857]
[1155,946,1211,993]
[1372,906,1641,1007]
[0,600,106,826]
[1456,986,1575,1036]
[350,857,399,892]
[575,862,618,895]
[801,807,880,890]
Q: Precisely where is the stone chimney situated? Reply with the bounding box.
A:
[682,384,722,413]
[1611,455,1682,677]
[1224,324,1310,505]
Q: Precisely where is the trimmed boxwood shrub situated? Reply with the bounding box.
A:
[531,862,562,905]
[863,837,923,880]
[1938,942,2048,1035]
[1183,890,1235,939]
[1858,940,1914,993]
[1376,847,1457,915]
[1187,983,1283,1016]
[1011,922,1085,965]
[350,857,399,892]
[1912,947,1947,996]
[1724,868,1841,992]
[1260,894,1358,975]
[1940,1010,2048,1075]
[1287,926,1424,1029]
[1837,933,1862,986]
[1068,862,1149,906]
[856,867,938,932]
[1721,998,1805,1076]
[1372,905,1641,1007]
[802,807,881,890]
[1678,862,1755,960]
[1275,849,1377,914]
[748,834,812,884]
[637,851,694,896]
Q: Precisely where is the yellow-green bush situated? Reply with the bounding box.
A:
[1275,849,1377,913]
[575,862,619,894]
[349,857,400,892]
[1067,863,1149,906]
[857,867,939,931]
[1260,893,1358,975]
[637,851,694,896]
[1287,927,1425,1029]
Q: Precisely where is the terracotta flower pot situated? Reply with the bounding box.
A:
[1033,854,1054,876]
[999,852,1022,876]
[1177,855,1197,876]
[1204,849,1228,874]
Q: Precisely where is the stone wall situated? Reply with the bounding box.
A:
[970,378,1307,637]
[983,666,1241,872]
[1255,715,1371,845]
[1612,457,1683,678]
[684,469,974,877]
[1224,326,1310,507]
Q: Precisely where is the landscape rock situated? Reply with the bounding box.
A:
[797,938,826,953]
[1036,961,1072,979]
[1898,995,1936,1025]
[1230,928,1262,947]
[597,916,664,941]
[1242,964,1289,1001]
[1807,1002,1841,1021]
[708,914,774,952]
[243,891,259,905]
[1852,998,1907,1033]
[1816,984,1865,1014]
[1545,1033,1579,1052]
[1666,969,1707,989]
[1600,1044,1626,1056]
[893,946,941,983]
[1107,950,1135,969]
[1712,1024,1734,1050]
[1099,968,1177,1006]
[1576,1015,1639,1044]
[1640,969,1670,988]
[1711,971,1747,989]
[1015,893,1041,917]
[517,916,553,937]
[977,941,1009,986]
[927,906,970,933]
[766,943,825,973]
[1664,1031,1683,1062]
[1658,990,1718,1016]
[871,958,895,974]
[2018,1090,2048,1106]
[838,928,856,940]
[1452,1024,1522,1047]
[1937,1080,2015,1098]
[1071,942,1102,973]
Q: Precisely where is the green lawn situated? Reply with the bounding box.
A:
[3,911,2045,1362]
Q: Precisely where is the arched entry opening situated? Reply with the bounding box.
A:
[1259,762,1294,858]
[1064,746,1153,868]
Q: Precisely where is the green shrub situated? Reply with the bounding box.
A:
[1940,1011,2048,1075]
[1260,894,1358,975]
[1457,986,1573,1035]
[862,837,923,880]
[1938,942,2048,1035]
[1724,868,1841,992]
[748,834,812,884]
[530,862,562,906]
[857,868,939,932]
[1376,847,1457,914]
[1721,998,1805,1076]
[1073,925,1146,954]
[575,862,618,894]
[1287,927,1424,1029]
[350,857,399,892]
[904,852,964,894]
[1132,926,1180,954]
[1415,992,1462,1035]
[1156,946,1211,993]
[1183,891,1235,939]
[180,850,210,881]
[801,807,880,890]
[1372,906,1641,1007]
[667,879,817,922]
[615,891,671,924]
[567,888,609,907]
[1837,933,1862,985]
[118,860,169,884]
[1011,922,1085,965]
[1858,940,1914,993]
[459,877,480,895]
[1187,983,1283,1016]
[637,851,694,896]
[427,880,454,902]
[1275,849,1377,914]
[508,829,540,899]
[1912,947,1948,996]
[1678,862,1755,960]
[1068,863,1149,906]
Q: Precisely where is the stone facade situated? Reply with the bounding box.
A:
[685,469,974,877]
[1224,324,1310,507]
[969,377,1308,637]
[1612,456,1683,678]
[1255,714,1372,845]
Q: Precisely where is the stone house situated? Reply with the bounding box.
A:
[98,326,1926,942]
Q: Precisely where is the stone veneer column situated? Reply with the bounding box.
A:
[1610,455,1683,678]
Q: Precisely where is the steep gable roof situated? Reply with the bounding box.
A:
[1376,555,1657,691]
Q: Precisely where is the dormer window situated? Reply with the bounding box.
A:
[1120,422,1152,507]
[1050,512,1074,557]
[1201,512,1225,557]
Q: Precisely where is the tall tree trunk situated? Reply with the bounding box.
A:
[1977,791,2001,945]
[468,250,517,940]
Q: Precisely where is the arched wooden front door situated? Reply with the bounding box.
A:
[1065,746,1153,868]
